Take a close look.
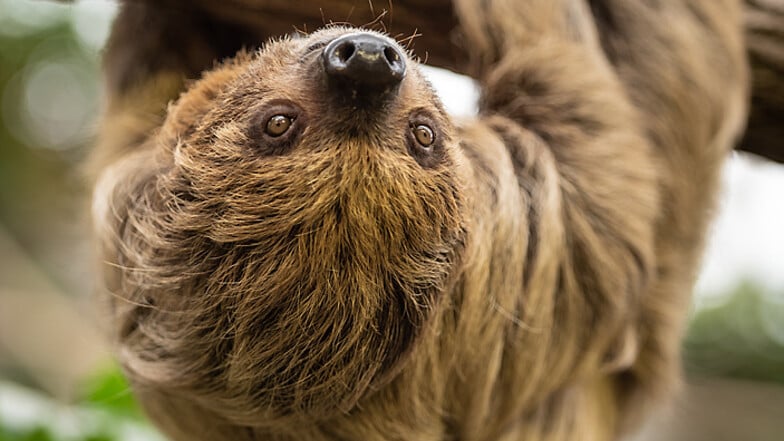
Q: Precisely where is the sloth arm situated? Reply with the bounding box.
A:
[444,0,746,436]
[443,1,659,435]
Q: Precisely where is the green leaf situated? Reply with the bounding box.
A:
[80,365,143,420]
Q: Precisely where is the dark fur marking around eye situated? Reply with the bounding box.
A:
[247,100,307,156]
[406,110,446,168]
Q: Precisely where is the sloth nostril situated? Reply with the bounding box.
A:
[384,46,400,66]
[335,41,356,63]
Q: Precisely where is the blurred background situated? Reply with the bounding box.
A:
[0,1,782,440]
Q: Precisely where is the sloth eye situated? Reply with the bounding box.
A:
[265,115,293,137]
[248,101,306,155]
[412,124,434,147]
[406,117,443,168]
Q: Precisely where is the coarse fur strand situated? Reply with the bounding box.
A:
[91,1,749,440]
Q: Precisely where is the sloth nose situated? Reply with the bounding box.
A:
[322,33,406,90]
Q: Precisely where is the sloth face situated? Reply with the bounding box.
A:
[96,27,466,423]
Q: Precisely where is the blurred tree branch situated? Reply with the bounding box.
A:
[742,0,784,163]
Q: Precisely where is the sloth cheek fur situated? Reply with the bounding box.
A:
[95,32,467,425]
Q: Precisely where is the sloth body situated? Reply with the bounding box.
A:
[93,1,749,440]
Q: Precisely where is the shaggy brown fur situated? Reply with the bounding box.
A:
[92,1,748,440]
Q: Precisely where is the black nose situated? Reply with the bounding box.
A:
[322,33,406,89]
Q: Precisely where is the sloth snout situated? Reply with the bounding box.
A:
[322,32,406,92]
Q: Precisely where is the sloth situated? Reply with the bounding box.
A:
[91,1,749,440]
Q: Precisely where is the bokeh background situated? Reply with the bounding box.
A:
[0,1,782,440]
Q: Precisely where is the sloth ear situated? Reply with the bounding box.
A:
[599,325,639,373]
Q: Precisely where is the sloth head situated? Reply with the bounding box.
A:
[94,27,466,427]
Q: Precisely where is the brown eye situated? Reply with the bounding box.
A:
[249,101,306,156]
[265,115,293,137]
[413,124,434,147]
[406,116,443,168]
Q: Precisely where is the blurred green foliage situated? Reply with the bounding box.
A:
[0,426,61,441]
[0,2,149,439]
[686,282,784,384]
[0,20,86,236]
[79,367,144,421]
[0,364,159,441]
[0,0,104,298]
